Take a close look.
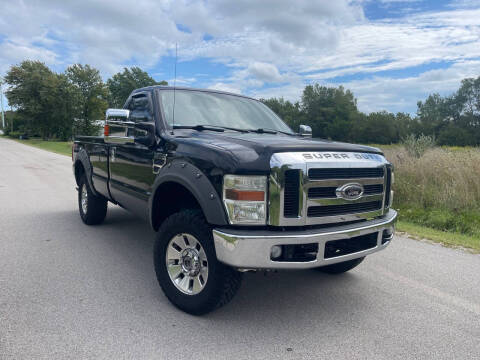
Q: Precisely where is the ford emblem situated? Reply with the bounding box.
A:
[336,183,364,200]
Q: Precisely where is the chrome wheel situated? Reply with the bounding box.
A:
[81,184,88,214]
[166,233,209,295]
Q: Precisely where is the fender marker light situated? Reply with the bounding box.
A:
[225,189,265,201]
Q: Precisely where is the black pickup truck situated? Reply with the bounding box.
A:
[73,86,397,314]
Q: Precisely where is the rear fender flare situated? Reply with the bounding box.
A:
[74,149,99,197]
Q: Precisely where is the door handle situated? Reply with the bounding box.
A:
[110,147,116,162]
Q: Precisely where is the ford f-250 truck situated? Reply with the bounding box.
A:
[73,86,397,315]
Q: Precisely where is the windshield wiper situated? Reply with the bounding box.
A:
[173,125,224,132]
[173,125,249,133]
[248,128,297,136]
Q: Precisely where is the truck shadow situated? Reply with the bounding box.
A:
[27,205,370,325]
[101,207,370,324]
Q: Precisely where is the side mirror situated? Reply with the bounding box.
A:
[134,122,156,147]
[104,109,134,144]
[299,124,312,137]
[106,108,130,121]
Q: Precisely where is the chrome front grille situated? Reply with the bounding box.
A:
[269,152,392,226]
[307,201,383,217]
[308,167,384,180]
[307,184,383,198]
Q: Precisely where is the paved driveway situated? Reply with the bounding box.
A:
[1,137,479,359]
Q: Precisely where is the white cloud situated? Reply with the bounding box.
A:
[0,0,479,114]
[0,0,183,76]
[167,76,197,85]
[248,62,282,82]
[207,82,242,94]
[0,41,58,74]
[335,60,480,113]
[377,0,422,3]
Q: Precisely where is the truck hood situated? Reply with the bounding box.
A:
[169,130,383,173]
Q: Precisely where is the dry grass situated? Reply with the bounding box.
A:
[382,146,480,240]
[383,147,480,210]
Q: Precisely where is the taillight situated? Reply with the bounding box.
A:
[104,124,110,136]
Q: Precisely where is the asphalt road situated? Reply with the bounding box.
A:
[1,137,479,360]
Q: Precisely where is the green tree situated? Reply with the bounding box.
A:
[5,60,77,139]
[107,67,168,108]
[350,111,397,144]
[453,77,480,142]
[438,123,475,146]
[416,76,480,145]
[300,84,360,141]
[260,97,303,131]
[66,64,108,135]
[394,112,417,141]
[416,93,450,137]
[52,74,80,139]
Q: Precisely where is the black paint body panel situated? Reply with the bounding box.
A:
[74,86,383,230]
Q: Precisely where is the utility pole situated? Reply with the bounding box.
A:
[0,76,5,130]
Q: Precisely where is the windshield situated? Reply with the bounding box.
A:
[158,89,294,133]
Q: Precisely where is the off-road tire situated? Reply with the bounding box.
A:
[315,257,365,274]
[78,175,108,225]
[154,210,242,315]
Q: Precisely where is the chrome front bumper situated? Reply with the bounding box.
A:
[213,210,397,270]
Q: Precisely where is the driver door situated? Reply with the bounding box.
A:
[108,92,156,219]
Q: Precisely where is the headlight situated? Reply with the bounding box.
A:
[223,175,267,225]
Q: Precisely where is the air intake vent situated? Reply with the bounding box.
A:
[284,170,300,217]
[308,168,384,180]
[324,233,378,259]
[307,201,382,217]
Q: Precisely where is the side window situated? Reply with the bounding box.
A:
[127,94,152,137]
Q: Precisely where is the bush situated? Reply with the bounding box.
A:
[402,134,436,158]
[7,131,22,139]
[437,125,476,146]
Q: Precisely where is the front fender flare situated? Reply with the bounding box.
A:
[149,160,229,229]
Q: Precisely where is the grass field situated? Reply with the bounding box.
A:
[13,138,72,157]
[379,144,480,252]
[397,221,480,253]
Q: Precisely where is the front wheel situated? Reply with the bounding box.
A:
[315,257,365,274]
[154,210,242,315]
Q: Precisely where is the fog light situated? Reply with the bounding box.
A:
[270,245,282,259]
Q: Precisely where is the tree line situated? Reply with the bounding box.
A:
[262,77,480,146]
[2,60,479,146]
[3,61,167,139]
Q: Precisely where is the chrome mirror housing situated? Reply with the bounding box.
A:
[299,124,312,137]
[106,108,130,121]
[104,108,134,144]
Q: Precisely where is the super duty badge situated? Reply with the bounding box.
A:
[302,152,383,161]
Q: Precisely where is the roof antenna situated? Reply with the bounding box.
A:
[171,42,178,135]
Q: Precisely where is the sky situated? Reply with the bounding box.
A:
[0,0,479,114]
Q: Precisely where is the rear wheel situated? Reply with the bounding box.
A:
[154,210,242,315]
[78,175,107,225]
[315,257,365,274]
